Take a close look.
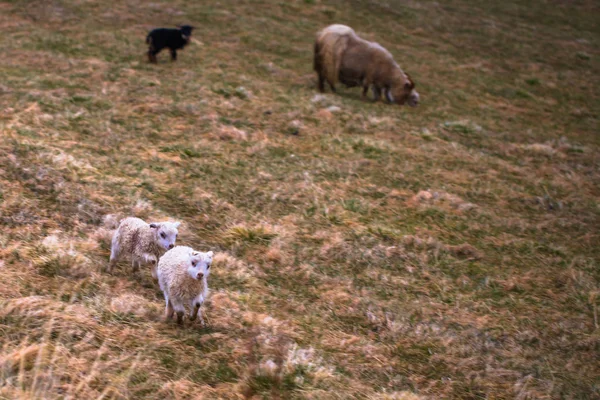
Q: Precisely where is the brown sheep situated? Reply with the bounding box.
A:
[313,24,419,107]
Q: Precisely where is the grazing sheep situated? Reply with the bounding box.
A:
[108,217,180,278]
[314,24,419,107]
[157,246,213,325]
[146,25,194,63]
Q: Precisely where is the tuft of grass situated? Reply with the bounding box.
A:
[223,225,278,245]
[441,120,482,136]
[576,52,591,60]
[27,245,76,278]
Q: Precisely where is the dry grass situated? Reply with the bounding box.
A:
[0,0,599,398]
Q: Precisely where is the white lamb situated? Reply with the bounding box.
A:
[157,246,213,325]
[108,217,180,278]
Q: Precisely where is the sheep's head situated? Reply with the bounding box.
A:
[389,72,419,107]
[177,25,194,40]
[149,221,180,250]
[187,250,213,281]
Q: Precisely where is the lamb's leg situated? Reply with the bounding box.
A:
[148,48,159,63]
[107,235,120,273]
[141,253,158,279]
[189,303,200,321]
[190,305,206,326]
[165,298,174,320]
[191,295,206,325]
[170,49,177,61]
[147,36,157,63]
[189,296,205,323]
[197,307,205,326]
[171,300,185,325]
[132,258,140,274]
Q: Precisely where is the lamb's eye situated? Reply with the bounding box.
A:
[161,232,166,239]
[191,261,197,267]
[207,264,211,269]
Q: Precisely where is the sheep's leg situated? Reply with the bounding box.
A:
[191,306,206,326]
[171,300,185,325]
[147,36,158,63]
[107,236,120,273]
[165,297,174,320]
[317,74,326,93]
[148,48,159,63]
[170,49,177,61]
[141,253,158,279]
[328,81,336,93]
[189,297,205,325]
[372,86,382,102]
[190,304,200,321]
[197,308,205,326]
[362,85,369,99]
[384,88,394,104]
[141,253,157,264]
[132,258,140,273]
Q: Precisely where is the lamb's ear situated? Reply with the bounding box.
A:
[191,251,200,256]
[149,223,159,229]
[173,222,181,228]
[207,251,214,258]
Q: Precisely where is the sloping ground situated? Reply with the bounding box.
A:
[0,0,598,398]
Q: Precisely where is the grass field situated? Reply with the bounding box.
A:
[0,0,598,398]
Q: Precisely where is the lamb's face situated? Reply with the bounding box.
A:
[187,251,213,281]
[150,221,180,250]
[179,25,194,38]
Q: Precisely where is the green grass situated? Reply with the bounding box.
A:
[0,0,599,398]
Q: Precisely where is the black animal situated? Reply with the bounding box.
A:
[146,25,194,63]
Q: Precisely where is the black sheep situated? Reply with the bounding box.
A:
[146,25,194,63]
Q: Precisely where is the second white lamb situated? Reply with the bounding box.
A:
[157,246,214,325]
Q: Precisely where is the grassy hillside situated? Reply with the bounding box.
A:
[0,0,598,398]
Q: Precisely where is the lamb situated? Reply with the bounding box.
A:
[146,25,194,63]
[314,24,419,107]
[108,217,180,278]
[157,246,213,325]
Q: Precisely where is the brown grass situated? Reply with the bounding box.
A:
[0,0,599,398]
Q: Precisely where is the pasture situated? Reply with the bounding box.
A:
[0,0,598,398]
